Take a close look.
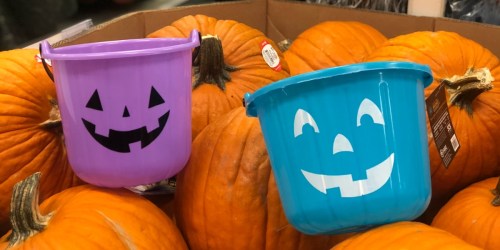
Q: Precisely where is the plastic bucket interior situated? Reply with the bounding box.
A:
[41,30,200,188]
[244,61,433,235]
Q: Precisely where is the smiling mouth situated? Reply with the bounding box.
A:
[301,153,394,197]
[82,111,170,153]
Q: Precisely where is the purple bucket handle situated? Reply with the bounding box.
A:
[40,29,200,61]
[38,43,54,82]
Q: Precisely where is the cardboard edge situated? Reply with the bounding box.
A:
[434,17,500,57]
[52,11,146,48]
[53,0,267,47]
[266,0,436,42]
[142,0,267,35]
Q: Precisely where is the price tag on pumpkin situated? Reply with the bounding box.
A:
[260,40,282,71]
[426,82,460,168]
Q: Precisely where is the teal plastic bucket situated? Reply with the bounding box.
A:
[244,61,433,235]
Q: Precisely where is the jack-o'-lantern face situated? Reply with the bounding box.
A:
[294,98,394,197]
[82,86,170,153]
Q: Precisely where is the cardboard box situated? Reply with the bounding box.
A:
[52,0,500,57]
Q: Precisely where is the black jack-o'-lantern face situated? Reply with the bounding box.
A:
[82,86,170,153]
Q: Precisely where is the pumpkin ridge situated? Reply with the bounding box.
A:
[0,131,51,176]
[230,71,282,90]
[97,211,136,250]
[335,23,377,61]
[3,136,66,192]
[214,20,242,55]
[223,33,270,65]
[3,136,54,180]
[290,38,340,68]
[0,64,51,104]
[196,113,237,248]
[472,207,498,248]
[217,22,258,61]
[298,37,343,67]
[352,22,386,52]
[0,78,47,108]
[196,14,218,35]
[357,223,420,247]
[36,133,66,169]
[227,116,252,185]
[461,189,497,244]
[0,93,47,116]
[481,217,498,248]
[373,45,443,74]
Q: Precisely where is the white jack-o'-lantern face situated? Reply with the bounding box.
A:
[294,98,394,197]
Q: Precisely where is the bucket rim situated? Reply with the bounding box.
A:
[244,61,433,117]
[40,30,200,61]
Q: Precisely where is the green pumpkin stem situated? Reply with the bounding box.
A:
[491,177,500,206]
[39,98,62,133]
[441,68,494,116]
[193,34,237,90]
[7,172,51,248]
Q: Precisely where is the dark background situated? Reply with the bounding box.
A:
[0,0,216,51]
[0,0,498,51]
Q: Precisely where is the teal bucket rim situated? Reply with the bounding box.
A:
[244,61,433,117]
[40,30,200,61]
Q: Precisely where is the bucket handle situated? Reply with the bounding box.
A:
[191,30,202,65]
[38,43,54,82]
[37,30,201,81]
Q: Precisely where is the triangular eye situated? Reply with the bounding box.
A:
[149,86,165,108]
[122,106,130,117]
[86,90,103,111]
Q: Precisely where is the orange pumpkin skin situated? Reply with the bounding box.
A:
[332,221,480,249]
[284,21,387,76]
[432,177,500,250]
[148,15,290,140]
[365,31,500,211]
[175,107,352,250]
[0,49,82,234]
[0,184,187,250]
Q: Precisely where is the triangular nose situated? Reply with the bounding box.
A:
[122,106,130,117]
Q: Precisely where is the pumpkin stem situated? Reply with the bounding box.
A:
[441,68,494,116]
[7,172,52,248]
[277,39,292,52]
[39,98,62,133]
[491,177,500,206]
[193,34,237,90]
[129,177,177,195]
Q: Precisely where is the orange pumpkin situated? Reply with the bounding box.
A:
[283,21,387,76]
[332,221,480,249]
[0,49,82,234]
[175,107,352,250]
[365,31,500,219]
[432,177,500,250]
[0,172,187,250]
[148,14,290,140]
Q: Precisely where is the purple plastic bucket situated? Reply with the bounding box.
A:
[41,30,200,187]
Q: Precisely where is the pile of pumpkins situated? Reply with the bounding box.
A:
[0,13,499,249]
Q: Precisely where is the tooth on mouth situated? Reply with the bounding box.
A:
[301,153,394,197]
[146,119,160,133]
[95,124,110,137]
